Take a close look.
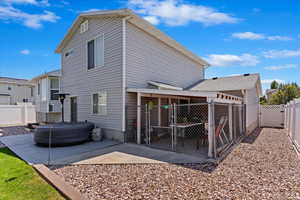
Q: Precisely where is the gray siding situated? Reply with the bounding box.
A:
[61,17,123,131]
[0,83,33,105]
[126,22,205,89]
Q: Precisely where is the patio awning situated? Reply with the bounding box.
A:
[127,88,243,104]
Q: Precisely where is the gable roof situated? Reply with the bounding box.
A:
[148,81,183,90]
[0,77,33,86]
[55,9,209,67]
[31,69,61,82]
[188,73,262,96]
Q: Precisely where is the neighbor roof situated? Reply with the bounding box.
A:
[55,9,209,67]
[31,69,61,82]
[188,73,262,96]
[0,77,33,86]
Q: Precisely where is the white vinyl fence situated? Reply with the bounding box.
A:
[0,103,36,126]
[259,105,285,128]
[285,98,300,152]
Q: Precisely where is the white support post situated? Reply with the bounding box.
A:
[208,98,214,158]
[239,105,243,134]
[228,104,233,141]
[137,92,141,144]
[158,98,161,126]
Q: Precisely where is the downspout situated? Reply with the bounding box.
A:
[122,16,131,134]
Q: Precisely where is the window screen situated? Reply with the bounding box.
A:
[88,40,95,69]
[92,92,107,115]
[87,35,104,70]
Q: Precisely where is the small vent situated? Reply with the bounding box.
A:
[212,77,218,80]
[244,73,250,76]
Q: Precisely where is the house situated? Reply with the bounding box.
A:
[265,89,277,101]
[0,77,34,105]
[188,73,262,134]
[31,70,61,123]
[55,9,251,158]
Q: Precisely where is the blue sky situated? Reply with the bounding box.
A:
[0,0,299,92]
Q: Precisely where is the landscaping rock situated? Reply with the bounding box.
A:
[52,128,300,200]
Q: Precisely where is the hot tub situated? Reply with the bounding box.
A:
[34,122,94,147]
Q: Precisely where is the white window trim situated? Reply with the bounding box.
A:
[49,78,60,101]
[86,33,105,71]
[91,91,107,116]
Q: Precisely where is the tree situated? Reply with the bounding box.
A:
[259,96,267,105]
[269,83,300,104]
[270,80,279,89]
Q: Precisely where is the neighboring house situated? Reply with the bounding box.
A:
[188,73,262,134]
[265,89,277,101]
[31,70,61,123]
[55,9,253,145]
[0,77,34,105]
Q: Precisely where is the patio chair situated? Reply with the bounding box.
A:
[196,116,228,149]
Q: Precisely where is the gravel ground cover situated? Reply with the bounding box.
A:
[52,128,300,200]
[0,126,31,148]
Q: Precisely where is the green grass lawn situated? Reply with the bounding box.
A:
[0,148,65,200]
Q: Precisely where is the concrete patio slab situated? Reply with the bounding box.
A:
[0,134,120,165]
[72,143,208,164]
[1,134,208,165]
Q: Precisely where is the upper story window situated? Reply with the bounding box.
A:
[38,82,40,96]
[80,20,88,34]
[87,34,104,70]
[50,78,59,100]
[64,49,73,58]
[30,87,34,97]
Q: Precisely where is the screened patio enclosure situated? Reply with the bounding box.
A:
[126,88,245,159]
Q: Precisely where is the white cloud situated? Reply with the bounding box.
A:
[232,32,292,41]
[2,0,49,6]
[0,6,59,29]
[143,15,159,25]
[128,0,239,26]
[206,53,259,67]
[20,49,30,55]
[232,32,264,40]
[81,8,101,13]
[266,35,292,41]
[264,64,297,71]
[261,79,285,84]
[263,49,300,58]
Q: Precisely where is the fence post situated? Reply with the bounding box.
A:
[208,100,215,158]
[292,100,296,140]
[173,103,177,152]
[145,104,148,145]
[238,104,243,135]
[228,104,233,141]
[137,93,141,144]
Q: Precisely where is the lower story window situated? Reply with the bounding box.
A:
[49,104,54,112]
[50,90,59,100]
[92,91,107,115]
